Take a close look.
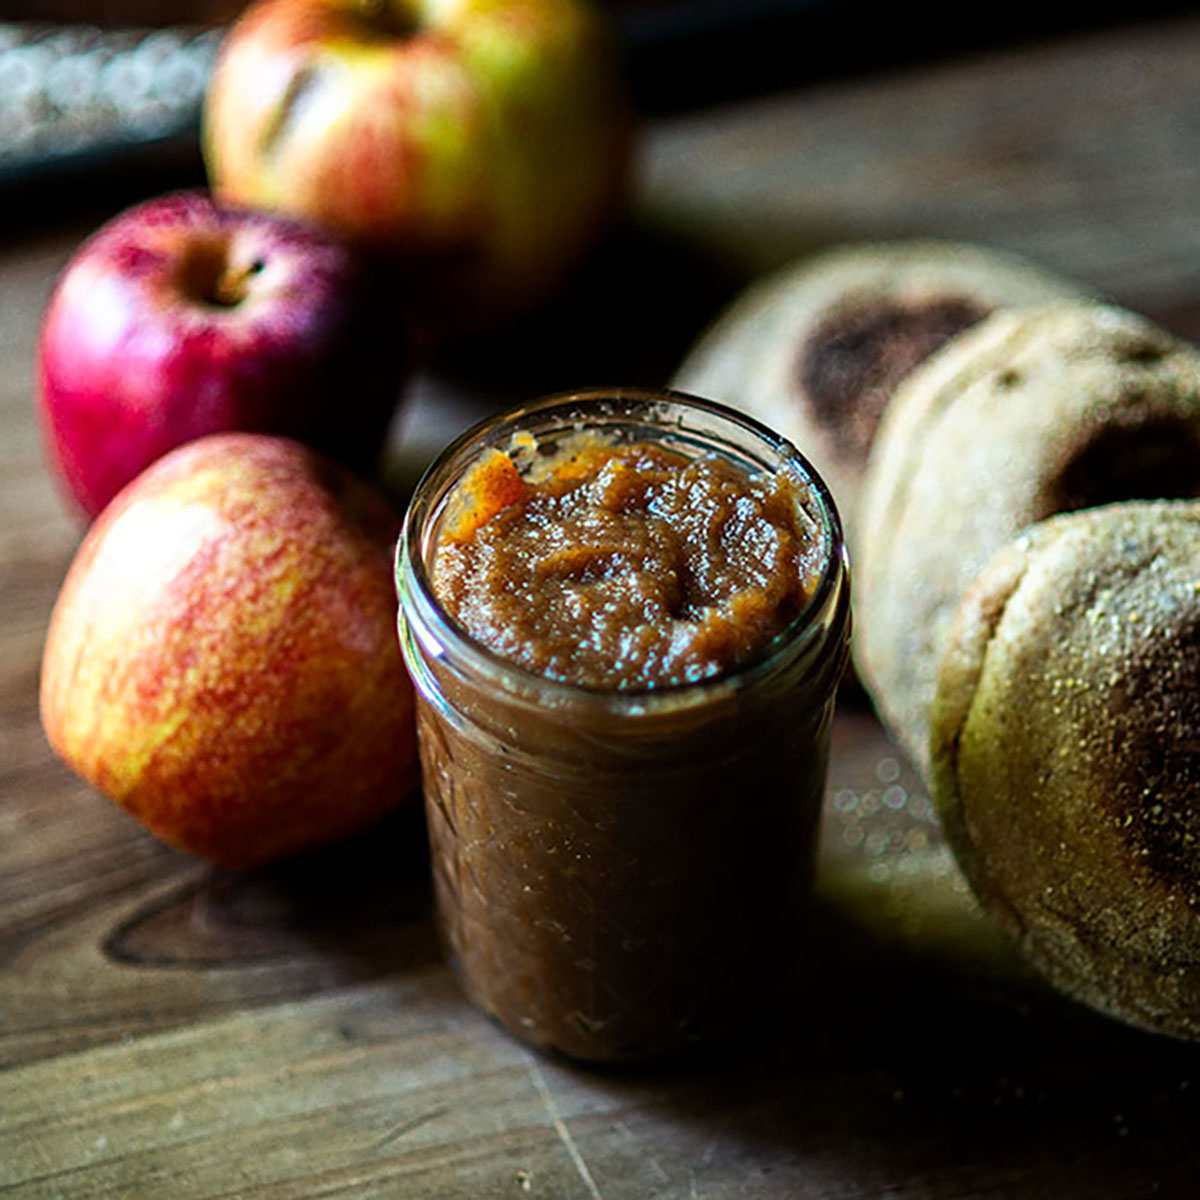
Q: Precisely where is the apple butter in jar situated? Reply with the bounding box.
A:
[396,388,849,1060]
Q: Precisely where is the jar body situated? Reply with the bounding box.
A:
[397,389,849,1060]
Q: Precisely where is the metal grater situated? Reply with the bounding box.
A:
[0,23,221,182]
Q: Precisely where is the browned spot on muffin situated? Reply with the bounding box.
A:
[1117,339,1169,367]
[1045,417,1200,515]
[799,297,987,462]
[1104,613,1200,903]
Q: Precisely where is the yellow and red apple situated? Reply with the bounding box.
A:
[201,0,632,339]
[40,433,418,868]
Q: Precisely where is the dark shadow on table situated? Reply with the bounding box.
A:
[104,799,440,977]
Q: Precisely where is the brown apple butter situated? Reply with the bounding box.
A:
[431,436,823,690]
[396,390,849,1060]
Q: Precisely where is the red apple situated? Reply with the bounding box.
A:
[37,190,405,520]
[40,433,418,868]
[201,0,632,340]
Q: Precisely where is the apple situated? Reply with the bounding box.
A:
[40,433,418,868]
[201,0,632,340]
[37,190,405,520]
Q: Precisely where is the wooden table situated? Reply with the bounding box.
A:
[7,15,1200,1197]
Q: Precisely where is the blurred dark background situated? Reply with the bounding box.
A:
[1,0,1197,229]
[4,0,1197,103]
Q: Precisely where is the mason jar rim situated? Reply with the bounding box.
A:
[395,386,849,713]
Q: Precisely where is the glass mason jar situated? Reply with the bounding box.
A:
[396,388,850,1061]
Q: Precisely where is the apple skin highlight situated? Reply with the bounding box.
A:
[37,191,404,520]
[40,433,418,868]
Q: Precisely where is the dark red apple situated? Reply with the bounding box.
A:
[37,190,405,519]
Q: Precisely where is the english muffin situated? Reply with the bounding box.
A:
[672,240,1090,537]
[930,501,1200,1040]
[855,302,1200,773]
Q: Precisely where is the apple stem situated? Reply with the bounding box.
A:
[178,240,266,309]
[351,0,418,40]
[214,259,265,307]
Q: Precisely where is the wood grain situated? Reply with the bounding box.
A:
[9,15,1200,1197]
